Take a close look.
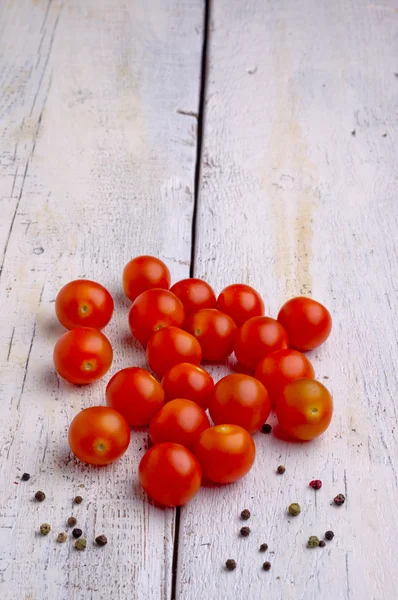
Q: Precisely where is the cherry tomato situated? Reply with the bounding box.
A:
[217,283,264,326]
[194,424,255,484]
[123,255,170,302]
[161,363,214,410]
[129,288,185,345]
[146,326,202,378]
[184,309,237,361]
[277,297,332,351]
[53,327,113,384]
[170,278,217,315]
[55,279,114,330]
[106,367,165,426]
[139,442,202,506]
[149,399,210,449]
[255,349,315,405]
[68,406,130,465]
[209,374,271,434]
[234,316,288,371]
[275,378,333,441]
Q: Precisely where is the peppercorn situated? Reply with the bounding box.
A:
[40,523,51,535]
[72,528,83,539]
[263,561,271,571]
[225,559,236,570]
[75,538,87,551]
[288,503,301,516]
[35,491,45,502]
[319,540,326,548]
[74,495,83,505]
[334,493,345,506]
[259,543,268,552]
[21,473,30,481]
[240,526,250,537]
[57,532,67,543]
[95,534,108,547]
[325,530,335,541]
[307,536,320,548]
[67,516,77,528]
[309,479,322,490]
[261,424,272,434]
[277,465,286,474]
[240,509,251,520]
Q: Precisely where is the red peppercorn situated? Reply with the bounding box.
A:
[309,480,322,490]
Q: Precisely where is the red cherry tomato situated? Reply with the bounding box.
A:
[194,424,255,484]
[170,278,217,315]
[275,378,333,441]
[139,442,202,506]
[184,309,237,361]
[106,367,165,426]
[123,255,170,302]
[68,406,130,465]
[53,327,113,384]
[255,349,315,405]
[217,284,264,326]
[161,363,214,410]
[146,326,202,378]
[129,289,185,345]
[55,279,114,330]
[277,297,332,351]
[209,374,271,434]
[235,316,288,371]
[149,399,210,449]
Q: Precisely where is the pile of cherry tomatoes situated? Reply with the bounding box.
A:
[53,256,333,507]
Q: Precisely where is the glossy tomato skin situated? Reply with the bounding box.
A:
[146,326,202,378]
[161,363,214,410]
[68,406,130,465]
[184,309,237,361]
[277,297,332,351]
[129,288,185,345]
[194,424,255,484]
[53,327,113,384]
[123,255,170,302]
[139,442,202,507]
[275,378,333,441]
[106,367,165,426]
[170,278,217,315]
[217,284,264,326]
[55,279,114,330]
[235,316,289,371]
[255,349,315,405]
[149,399,210,449]
[209,374,271,434]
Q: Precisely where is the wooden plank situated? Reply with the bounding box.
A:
[0,1,202,598]
[178,0,398,598]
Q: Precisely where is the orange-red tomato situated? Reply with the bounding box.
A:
[255,349,315,405]
[106,367,165,426]
[235,316,289,371]
[161,363,214,410]
[129,288,185,345]
[139,442,202,507]
[123,255,170,302]
[275,378,333,441]
[146,326,202,378]
[217,283,264,326]
[194,424,255,484]
[277,297,332,351]
[53,327,113,384]
[209,374,271,434]
[184,308,237,361]
[170,278,217,315]
[55,279,114,330]
[149,398,210,449]
[68,406,130,465]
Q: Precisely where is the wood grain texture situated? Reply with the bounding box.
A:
[177,1,398,598]
[0,1,202,598]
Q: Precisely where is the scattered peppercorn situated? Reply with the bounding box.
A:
[225,559,236,571]
[21,473,30,481]
[288,503,301,516]
[57,532,67,543]
[40,523,51,535]
[95,534,108,547]
[35,491,45,502]
[319,540,326,548]
[240,526,251,537]
[240,509,251,520]
[307,536,320,548]
[72,528,83,539]
[75,538,87,551]
[261,424,272,434]
[263,561,271,571]
[277,465,286,474]
[259,543,268,552]
[325,530,335,541]
[74,495,83,505]
[309,480,322,490]
[67,516,77,528]
[334,493,345,506]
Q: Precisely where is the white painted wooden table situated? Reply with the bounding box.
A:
[1,1,397,598]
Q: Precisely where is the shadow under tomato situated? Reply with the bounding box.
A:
[229,361,254,376]
[272,423,309,444]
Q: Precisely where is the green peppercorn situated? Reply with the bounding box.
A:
[307,536,320,548]
[288,503,301,516]
[57,532,67,543]
[75,538,87,551]
[40,523,51,535]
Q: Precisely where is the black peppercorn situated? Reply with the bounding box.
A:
[72,528,83,539]
[261,424,272,434]
[95,535,107,547]
[240,526,250,537]
[319,540,326,548]
[240,509,251,520]
[74,495,83,505]
[35,491,45,502]
[263,561,271,571]
[225,559,236,571]
[259,543,268,552]
[325,530,335,541]
[21,473,30,481]
[334,493,345,506]
[277,465,286,474]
